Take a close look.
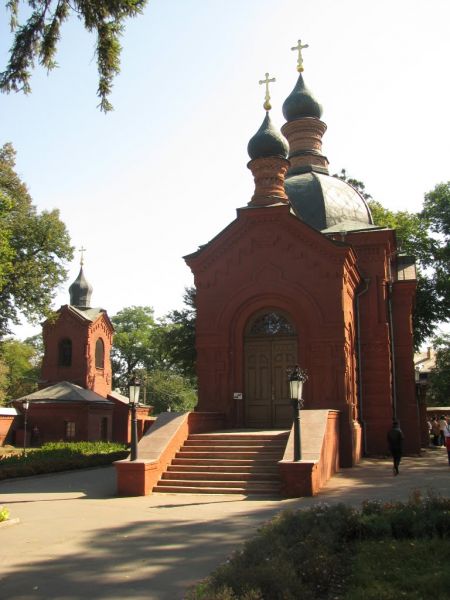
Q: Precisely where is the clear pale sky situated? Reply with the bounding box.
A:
[1,0,449,339]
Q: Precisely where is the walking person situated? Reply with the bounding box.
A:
[431,416,441,446]
[438,415,447,446]
[443,418,450,466]
[387,419,404,476]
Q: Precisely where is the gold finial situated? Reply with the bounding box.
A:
[291,39,309,72]
[79,246,87,266]
[259,72,276,111]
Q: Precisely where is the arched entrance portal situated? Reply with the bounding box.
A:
[244,311,297,428]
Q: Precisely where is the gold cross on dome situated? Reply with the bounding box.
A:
[291,39,309,72]
[259,72,276,111]
[79,245,87,266]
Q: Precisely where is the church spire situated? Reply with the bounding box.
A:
[246,73,290,207]
[281,40,328,175]
[69,248,93,308]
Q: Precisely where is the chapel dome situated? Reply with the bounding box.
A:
[247,113,289,160]
[69,266,93,308]
[285,171,374,232]
[282,73,322,121]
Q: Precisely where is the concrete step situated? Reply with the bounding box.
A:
[176,450,284,459]
[167,464,279,473]
[153,430,288,496]
[183,439,286,447]
[162,471,280,481]
[171,457,279,467]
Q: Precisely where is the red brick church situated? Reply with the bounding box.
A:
[116,49,421,498]
[184,60,420,467]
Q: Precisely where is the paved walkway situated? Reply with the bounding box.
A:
[0,448,449,600]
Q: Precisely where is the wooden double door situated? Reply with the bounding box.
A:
[244,337,297,428]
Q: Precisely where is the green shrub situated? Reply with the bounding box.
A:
[0,441,128,479]
[0,505,9,522]
[188,495,450,600]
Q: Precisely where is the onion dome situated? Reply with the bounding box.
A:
[247,113,289,160]
[285,172,374,232]
[69,267,93,308]
[282,73,322,122]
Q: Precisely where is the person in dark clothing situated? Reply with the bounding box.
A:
[387,420,404,475]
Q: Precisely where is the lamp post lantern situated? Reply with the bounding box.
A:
[22,400,30,457]
[128,375,141,461]
[288,366,307,461]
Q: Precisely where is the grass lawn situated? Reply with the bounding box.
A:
[345,538,450,600]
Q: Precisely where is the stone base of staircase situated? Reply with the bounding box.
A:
[153,431,289,495]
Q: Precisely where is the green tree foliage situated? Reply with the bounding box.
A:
[110,305,160,390]
[0,338,40,400]
[158,287,196,381]
[428,334,450,405]
[0,143,73,338]
[333,170,450,346]
[0,356,9,405]
[143,369,197,414]
[1,0,147,112]
[111,298,198,412]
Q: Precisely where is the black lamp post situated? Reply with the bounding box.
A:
[22,400,30,457]
[288,366,307,462]
[128,375,141,461]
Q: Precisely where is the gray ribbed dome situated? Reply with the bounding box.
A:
[285,172,374,231]
[69,267,93,308]
[247,113,289,160]
[282,73,322,121]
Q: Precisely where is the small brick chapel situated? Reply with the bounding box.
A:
[12,263,152,446]
[184,55,421,467]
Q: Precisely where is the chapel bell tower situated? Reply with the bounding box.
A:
[40,254,114,397]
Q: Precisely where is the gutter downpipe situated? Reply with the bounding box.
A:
[356,278,370,455]
[387,279,398,420]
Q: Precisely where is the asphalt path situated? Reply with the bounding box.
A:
[0,447,449,600]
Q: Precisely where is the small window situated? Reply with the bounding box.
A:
[95,338,105,369]
[58,338,72,367]
[65,421,76,440]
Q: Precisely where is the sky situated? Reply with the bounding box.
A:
[1,0,449,340]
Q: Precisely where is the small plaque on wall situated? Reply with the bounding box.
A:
[233,392,243,400]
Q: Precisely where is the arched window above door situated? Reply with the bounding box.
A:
[247,311,296,336]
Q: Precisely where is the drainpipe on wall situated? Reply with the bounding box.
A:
[355,278,370,455]
[387,280,398,420]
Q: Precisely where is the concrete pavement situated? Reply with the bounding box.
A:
[0,447,449,600]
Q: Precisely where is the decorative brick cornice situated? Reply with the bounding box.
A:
[247,156,290,206]
[281,117,328,173]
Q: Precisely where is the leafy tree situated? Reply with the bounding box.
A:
[158,287,197,381]
[0,356,8,405]
[1,0,147,112]
[428,334,450,405]
[0,338,40,400]
[0,143,73,338]
[110,305,160,391]
[333,170,450,346]
[143,368,197,414]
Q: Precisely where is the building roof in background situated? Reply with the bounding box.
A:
[15,381,113,404]
[414,348,436,373]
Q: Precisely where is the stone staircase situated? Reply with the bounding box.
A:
[153,430,289,495]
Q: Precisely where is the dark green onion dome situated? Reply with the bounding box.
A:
[247,113,289,160]
[285,172,375,232]
[282,73,322,121]
[69,266,93,308]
